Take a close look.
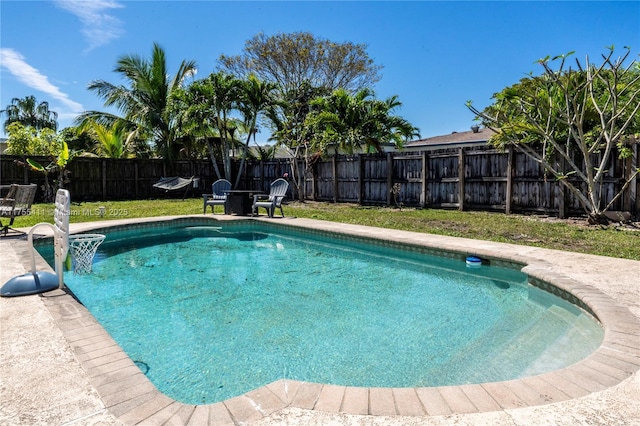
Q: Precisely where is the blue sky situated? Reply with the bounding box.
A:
[1,1,638,142]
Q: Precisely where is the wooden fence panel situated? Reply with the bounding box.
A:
[392,156,423,205]
[336,157,359,202]
[68,157,103,201]
[1,142,637,218]
[361,155,387,204]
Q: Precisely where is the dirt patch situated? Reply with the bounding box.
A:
[524,214,640,232]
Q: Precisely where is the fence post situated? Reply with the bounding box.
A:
[386,152,393,206]
[421,151,428,208]
[506,146,513,214]
[458,148,465,211]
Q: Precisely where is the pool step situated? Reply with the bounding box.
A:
[434,303,592,385]
[520,308,603,376]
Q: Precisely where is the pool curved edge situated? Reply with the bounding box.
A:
[19,216,640,424]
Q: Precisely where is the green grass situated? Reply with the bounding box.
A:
[15,198,640,260]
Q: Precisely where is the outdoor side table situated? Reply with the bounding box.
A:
[225,190,264,216]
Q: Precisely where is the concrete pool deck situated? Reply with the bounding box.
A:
[1,214,639,425]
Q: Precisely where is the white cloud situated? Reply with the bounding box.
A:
[0,48,84,113]
[54,0,124,50]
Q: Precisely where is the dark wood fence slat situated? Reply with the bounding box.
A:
[1,144,637,218]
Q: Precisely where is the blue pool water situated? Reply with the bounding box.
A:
[44,221,603,405]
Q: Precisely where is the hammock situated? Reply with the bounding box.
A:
[152,176,195,199]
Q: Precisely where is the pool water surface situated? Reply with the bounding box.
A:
[50,222,603,405]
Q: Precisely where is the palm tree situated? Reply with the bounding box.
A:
[79,119,133,158]
[78,43,196,161]
[1,95,58,132]
[305,88,419,154]
[171,72,243,181]
[234,75,277,187]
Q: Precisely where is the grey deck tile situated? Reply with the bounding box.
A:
[583,358,634,381]
[518,376,571,404]
[369,387,396,416]
[100,380,158,407]
[392,388,426,416]
[537,371,591,398]
[480,382,527,409]
[85,357,137,378]
[164,403,197,426]
[89,365,145,388]
[76,343,123,363]
[571,363,623,387]
[80,350,130,370]
[245,386,287,415]
[138,401,183,425]
[55,316,97,333]
[603,331,640,352]
[185,405,211,426]
[340,386,369,415]
[223,395,263,424]
[108,390,159,418]
[290,382,323,410]
[68,333,114,349]
[554,368,608,393]
[314,384,345,413]
[72,338,119,354]
[592,348,640,370]
[265,379,302,405]
[438,385,478,414]
[502,379,555,406]
[206,402,235,425]
[415,387,452,416]
[458,383,502,412]
[61,324,107,342]
[116,392,174,425]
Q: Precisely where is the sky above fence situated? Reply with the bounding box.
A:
[1,1,638,142]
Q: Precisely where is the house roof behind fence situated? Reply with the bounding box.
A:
[405,127,497,150]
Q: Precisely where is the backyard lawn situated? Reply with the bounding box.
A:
[15,198,640,261]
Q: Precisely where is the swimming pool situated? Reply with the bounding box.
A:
[38,219,603,405]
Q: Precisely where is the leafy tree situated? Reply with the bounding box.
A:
[59,126,95,153]
[219,32,381,96]
[264,81,327,198]
[220,32,383,198]
[467,47,640,223]
[78,43,196,161]
[305,87,419,154]
[1,95,58,132]
[5,122,70,201]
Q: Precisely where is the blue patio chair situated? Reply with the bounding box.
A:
[203,179,231,214]
[252,178,289,218]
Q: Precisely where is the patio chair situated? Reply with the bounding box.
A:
[252,178,289,218]
[203,179,231,214]
[0,184,37,236]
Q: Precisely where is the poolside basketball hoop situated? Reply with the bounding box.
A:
[68,234,105,274]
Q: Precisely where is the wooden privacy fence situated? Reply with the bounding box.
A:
[1,143,638,218]
[306,145,639,217]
